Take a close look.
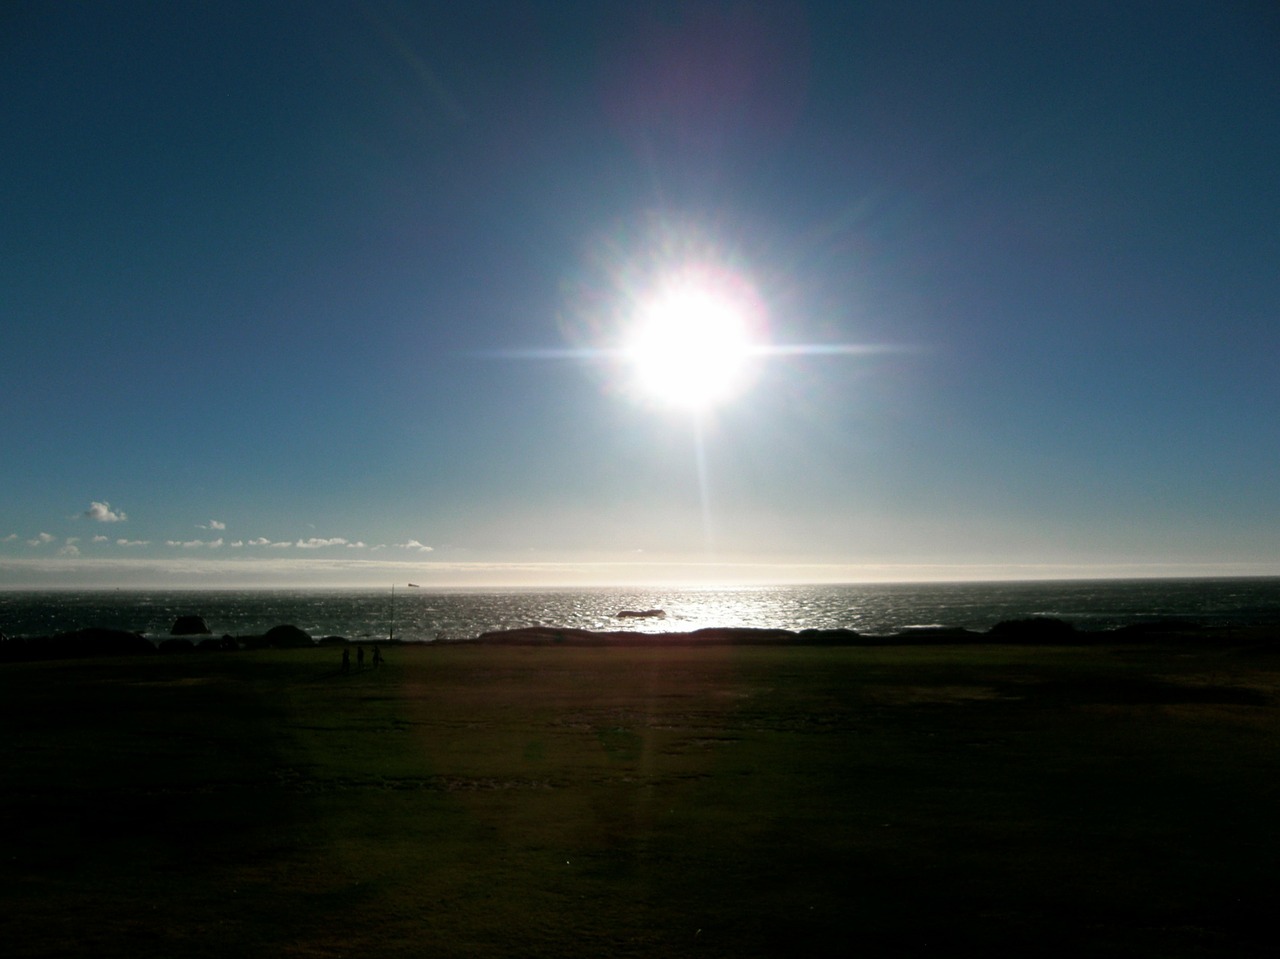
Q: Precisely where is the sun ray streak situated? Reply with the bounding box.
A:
[693,414,714,550]
[471,342,912,361]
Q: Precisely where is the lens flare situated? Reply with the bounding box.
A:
[557,213,773,413]
[624,270,763,410]
[551,211,902,421]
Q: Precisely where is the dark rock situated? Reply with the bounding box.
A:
[263,624,313,647]
[171,615,211,636]
[474,626,831,646]
[317,635,349,646]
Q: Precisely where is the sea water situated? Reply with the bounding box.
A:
[3,578,1280,642]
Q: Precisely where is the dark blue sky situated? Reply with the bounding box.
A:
[3,1,1278,586]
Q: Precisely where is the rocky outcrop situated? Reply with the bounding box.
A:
[472,626,851,646]
[240,624,313,649]
[263,624,313,647]
[171,615,211,635]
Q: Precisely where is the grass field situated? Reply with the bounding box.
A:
[2,642,1278,957]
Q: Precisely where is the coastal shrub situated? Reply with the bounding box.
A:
[796,628,863,645]
[1114,618,1204,640]
[1,629,157,662]
[0,634,28,662]
[43,628,156,660]
[988,617,1077,643]
[894,626,984,643]
[196,635,239,652]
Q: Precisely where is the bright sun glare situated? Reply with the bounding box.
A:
[624,276,762,411]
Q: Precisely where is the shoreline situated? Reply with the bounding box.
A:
[465,619,1280,647]
[7,578,1280,644]
[5,617,1280,663]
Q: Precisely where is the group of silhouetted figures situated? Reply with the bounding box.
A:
[341,644,384,672]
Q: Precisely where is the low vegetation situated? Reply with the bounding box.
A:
[2,643,1278,957]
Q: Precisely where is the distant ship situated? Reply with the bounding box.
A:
[615,608,665,619]
[408,583,421,588]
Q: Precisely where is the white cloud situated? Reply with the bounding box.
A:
[198,519,227,530]
[28,532,56,546]
[346,541,368,549]
[269,541,292,549]
[117,539,150,547]
[84,501,127,522]
[93,535,109,543]
[397,540,434,553]
[58,544,81,557]
[66,537,80,545]
[230,540,244,548]
[167,538,220,549]
[296,537,350,549]
[3,533,17,542]
[247,537,272,546]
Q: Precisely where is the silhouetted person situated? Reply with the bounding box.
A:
[372,645,383,667]
[357,645,365,668]
[341,647,350,672]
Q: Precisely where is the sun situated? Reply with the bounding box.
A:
[623,273,763,411]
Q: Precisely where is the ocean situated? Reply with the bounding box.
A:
[3,578,1280,643]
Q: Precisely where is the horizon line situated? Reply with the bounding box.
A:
[2,555,1278,590]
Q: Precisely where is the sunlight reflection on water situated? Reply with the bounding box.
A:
[3,579,1280,642]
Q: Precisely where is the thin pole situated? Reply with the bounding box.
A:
[390,583,395,641]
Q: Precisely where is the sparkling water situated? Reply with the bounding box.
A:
[3,578,1280,642]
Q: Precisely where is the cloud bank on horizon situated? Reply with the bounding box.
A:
[6,499,436,576]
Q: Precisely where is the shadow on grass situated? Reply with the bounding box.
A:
[2,644,1278,957]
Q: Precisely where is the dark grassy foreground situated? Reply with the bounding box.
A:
[2,643,1279,958]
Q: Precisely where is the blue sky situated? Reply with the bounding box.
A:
[3,1,1278,587]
